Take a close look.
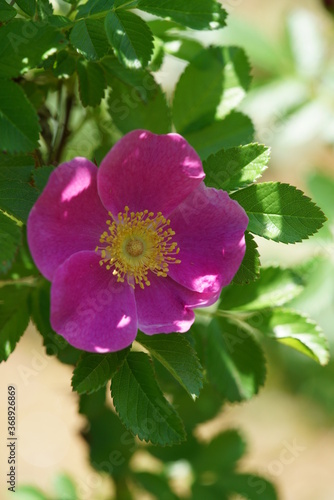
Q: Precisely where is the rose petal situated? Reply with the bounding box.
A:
[97,130,204,217]
[168,183,248,293]
[27,158,108,280]
[51,251,137,352]
[135,274,217,335]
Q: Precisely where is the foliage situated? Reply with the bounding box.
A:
[0,1,330,498]
[220,7,334,154]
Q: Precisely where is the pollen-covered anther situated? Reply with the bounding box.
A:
[95,207,181,289]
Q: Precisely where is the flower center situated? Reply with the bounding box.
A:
[96,206,181,289]
[126,239,144,257]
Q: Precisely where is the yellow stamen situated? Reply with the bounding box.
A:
[96,206,181,289]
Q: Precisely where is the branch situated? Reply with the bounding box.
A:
[52,92,74,165]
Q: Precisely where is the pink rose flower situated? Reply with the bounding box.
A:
[27,130,248,353]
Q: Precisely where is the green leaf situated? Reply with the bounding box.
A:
[47,14,73,28]
[108,78,171,134]
[114,0,138,6]
[173,47,224,134]
[221,266,303,311]
[52,50,76,78]
[134,472,179,500]
[218,46,252,116]
[185,112,255,160]
[137,0,227,30]
[72,349,129,394]
[30,281,81,365]
[79,387,106,419]
[15,0,36,16]
[231,182,327,243]
[0,20,68,78]
[0,0,16,22]
[111,351,186,445]
[192,481,228,500]
[0,212,22,274]
[193,430,246,473]
[101,56,157,101]
[53,474,77,500]
[307,172,334,224]
[251,308,329,365]
[149,37,165,71]
[137,331,203,397]
[164,38,203,62]
[0,230,37,281]
[220,473,278,500]
[15,486,48,500]
[0,285,30,362]
[232,232,260,285]
[206,318,266,402]
[0,79,40,153]
[0,153,38,222]
[77,59,106,107]
[84,405,136,474]
[32,166,54,192]
[148,19,186,37]
[70,18,109,60]
[105,10,153,68]
[21,81,46,111]
[307,172,334,240]
[37,0,53,19]
[76,0,114,19]
[203,144,270,191]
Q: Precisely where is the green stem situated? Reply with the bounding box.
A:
[195,308,262,336]
[114,0,139,10]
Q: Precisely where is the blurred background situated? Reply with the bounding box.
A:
[1,0,334,498]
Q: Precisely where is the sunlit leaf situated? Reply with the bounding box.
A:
[138,0,227,30]
[70,18,109,60]
[185,112,254,159]
[173,47,224,134]
[251,308,329,365]
[221,266,303,311]
[232,182,326,243]
[203,143,270,191]
[105,10,153,68]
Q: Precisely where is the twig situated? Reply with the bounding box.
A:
[52,92,74,165]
